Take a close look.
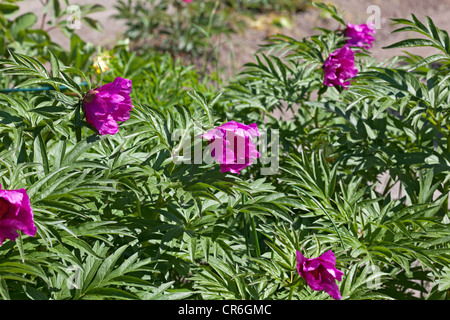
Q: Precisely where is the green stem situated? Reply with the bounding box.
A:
[75,102,82,143]
[313,106,319,128]
[443,182,449,213]
[136,197,142,218]
[288,285,294,300]
[447,135,450,154]
[250,214,261,257]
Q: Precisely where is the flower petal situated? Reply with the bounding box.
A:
[83,77,133,135]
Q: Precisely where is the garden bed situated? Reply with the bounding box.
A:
[0,0,449,302]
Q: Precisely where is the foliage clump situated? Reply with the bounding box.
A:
[0,0,448,301]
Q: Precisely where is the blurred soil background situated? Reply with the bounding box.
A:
[17,0,450,71]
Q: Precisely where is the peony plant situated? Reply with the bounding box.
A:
[323,44,359,89]
[296,250,344,300]
[83,77,133,135]
[345,23,376,49]
[202,121,260,174]
[0,1,448,303]
[0,185,36,245]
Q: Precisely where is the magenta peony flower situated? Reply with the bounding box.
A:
[296,250,344,300]
[0,185,37,245]
[202,121,260,174]
[83,77,133,135]
[323,45,358,89]
[345,23,376,50]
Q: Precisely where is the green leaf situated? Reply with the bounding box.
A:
[0,3,19,15]
[62,135,102,166]
[83,287,139,300]
[49,50,61,78]
[383,38,439,50]
[11,13,37,38]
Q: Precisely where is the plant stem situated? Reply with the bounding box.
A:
[75,102,82,143]
[40,13,47,30]
[313,106,319,128]
[250,214,261,257]
[288,285,294,300]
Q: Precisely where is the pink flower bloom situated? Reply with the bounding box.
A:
[345,23,376,50]
[183,0,193,3]
[83,77,133,135]
[202,121,260,174]
[323,45,358,89]
[296,250,344,300]
[0,185,37,245]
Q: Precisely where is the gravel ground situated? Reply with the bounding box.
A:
[17,0,450,66]
[222,0,450,72]
[17,0,125,49]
